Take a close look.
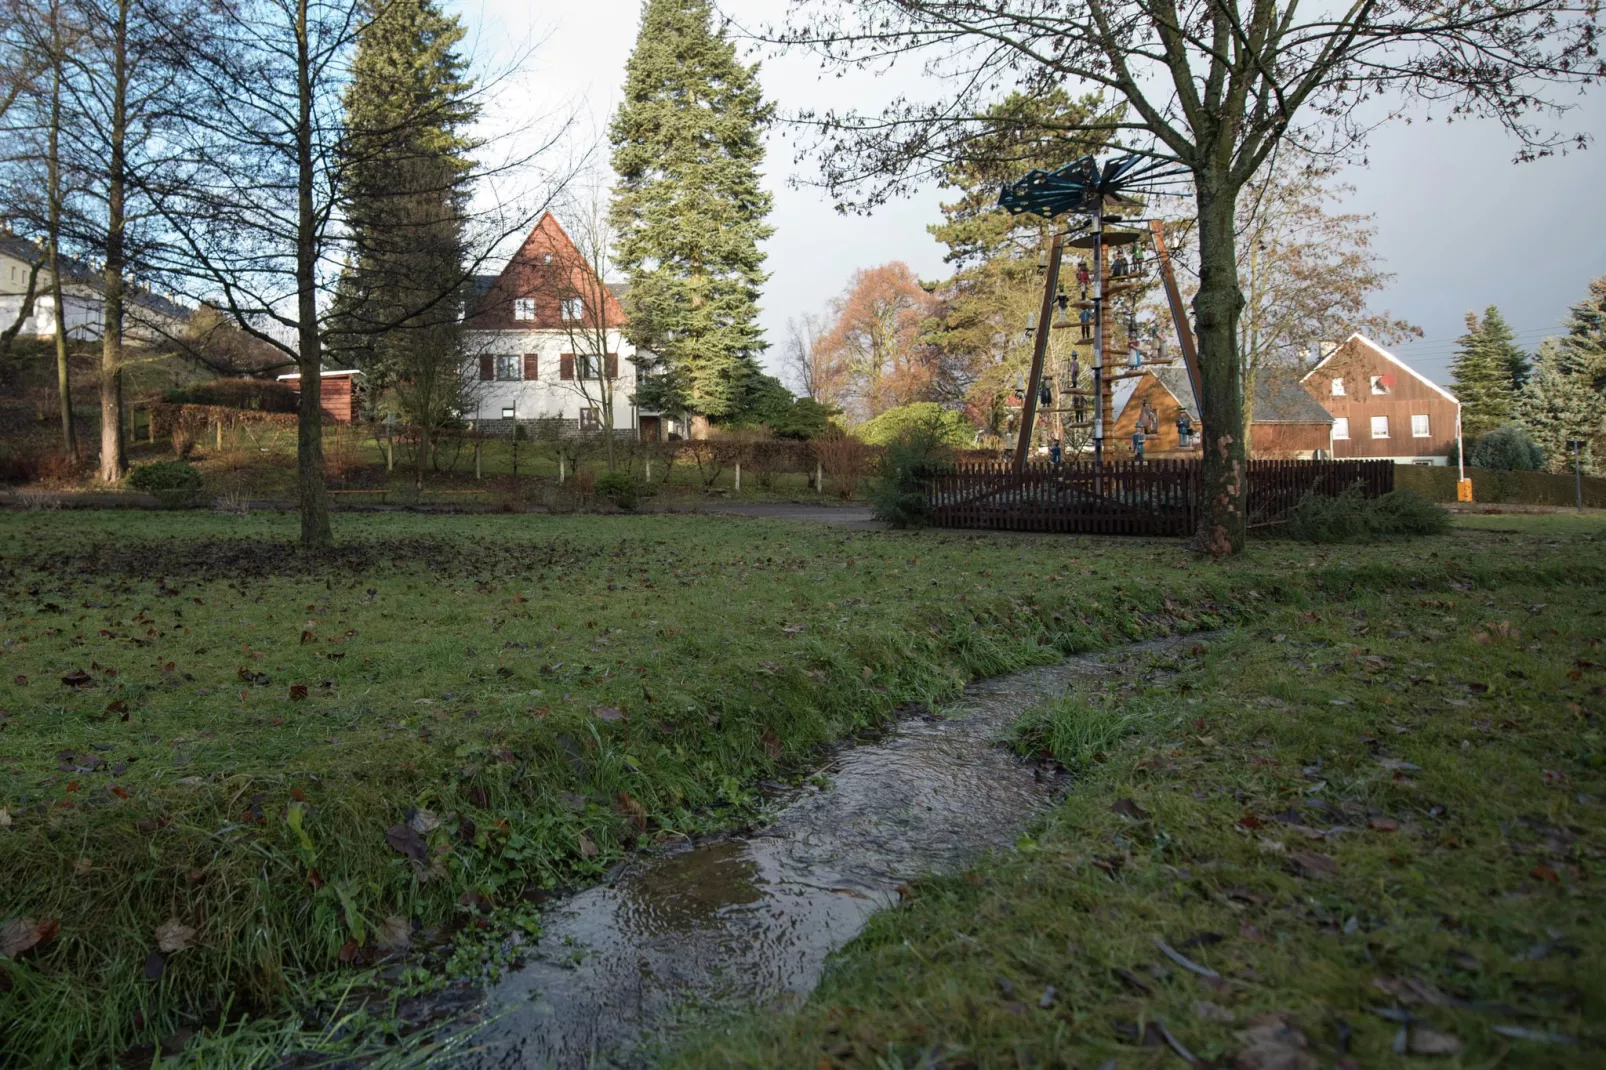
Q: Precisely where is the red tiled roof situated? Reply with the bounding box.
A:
[465,212,626,331]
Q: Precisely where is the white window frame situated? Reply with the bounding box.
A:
[1330,377,1345,396]
[495,355,522,381]
[513,298,536,321]
[560,297,584,322]
[1370,375,1389,395]
[1371,415,1390,439]
[1411,414,1430,438]
[1332,417,1349,440]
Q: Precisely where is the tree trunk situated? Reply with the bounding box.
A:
[294,0,332,548]
[49,3,75,459]
[1190,179,1247,555]
[97,0,129,483]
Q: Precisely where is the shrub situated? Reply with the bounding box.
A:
[166,378,300,413]
[1470,424,1544,471]
[869,419,954,528]
[811,436,875,500]
[595,470,643,511]
[1282,482,1449,543]
[127,460,204,508]
[858,402,975,448]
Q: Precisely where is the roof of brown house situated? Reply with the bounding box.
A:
[1134,365,1331,424]
[464,212,626,332]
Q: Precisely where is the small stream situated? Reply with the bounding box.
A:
[454,634,1200,1068]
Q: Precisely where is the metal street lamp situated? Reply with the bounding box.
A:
[1568,439,1587,513]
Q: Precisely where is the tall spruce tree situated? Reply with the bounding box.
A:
[338,0,477,483]
[1452,308,1519,438]
[1480,306,1531,392]
[609,0,773,424]
[1517,277,1606,475]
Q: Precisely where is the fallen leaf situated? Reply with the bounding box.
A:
[155,919,197,953]
[12,675,25,686]
[406,809,439,835]
[1368,817,1399,832]
[761,729,782,760]
[1531,863,1560,884]
[558,791,586,812]
[617,791,648,832]
[0,917,59,957]
[60,669,94,688]
[1235,1020,1317,1070]
[375,915,411,951]
[385,823,428,863]
[1194,1000,1235,1023]
[592,706,625,723]
[143,951,165,981]
[288,684,308,701]
[577,832,599,859]
[1291,851,1338,879]
[1112,797,1151,821]
[1373,976,1447,1006]
[105,700,129,717]
[1408,1026,1463,1055]
[0,808,10,828]
[1376,758,1421,772]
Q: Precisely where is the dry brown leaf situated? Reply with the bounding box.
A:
[375,915,411,951]
[155,918,198,953]
[578,832,599,859]
[1235,1020,1317,1070]
[0,917,59,958]
[1408,1027,1463,1055]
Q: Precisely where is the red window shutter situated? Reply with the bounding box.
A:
[605,354,619,379]
[560,354,574,380]
[478,355,493,381]
[523,353,538,380]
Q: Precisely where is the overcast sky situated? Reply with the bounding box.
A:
[465,0,1606,393]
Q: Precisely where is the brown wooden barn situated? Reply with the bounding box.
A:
[1299,334,1461,464]
[1112,365,1334,458]
[276,369,362,423]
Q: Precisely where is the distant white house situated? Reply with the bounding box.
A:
[0,231,189,345]
[461,213,676,441]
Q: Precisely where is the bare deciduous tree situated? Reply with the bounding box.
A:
[777,0,1601,552]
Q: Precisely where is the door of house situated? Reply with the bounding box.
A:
[639,415,662,443]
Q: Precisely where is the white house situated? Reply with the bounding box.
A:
[0,231,188,345]
[461,213,675,441]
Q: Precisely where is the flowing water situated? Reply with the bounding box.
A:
[455,634,1201,1069]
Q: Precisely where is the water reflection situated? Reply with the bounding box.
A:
[460,635,1200,1069]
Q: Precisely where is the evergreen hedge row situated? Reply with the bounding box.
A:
[1395,464,1606,508]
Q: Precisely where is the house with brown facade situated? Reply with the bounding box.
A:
[1112,365,1334,458]
[1299,334,1460,465]
[461,213,671,440]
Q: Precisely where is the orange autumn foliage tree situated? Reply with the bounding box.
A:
[814,261,940,422]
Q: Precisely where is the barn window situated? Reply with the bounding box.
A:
[1370,375,1389,395]
[1332,417,1349,440]
[1411,414,1430,438]
[1371,415,1390,439]
[495,355,522,380]
[1330,378,1344,396]
[514,298,536,321]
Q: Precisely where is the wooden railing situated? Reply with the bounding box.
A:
[925,459,1393,536]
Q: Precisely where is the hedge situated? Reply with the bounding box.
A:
[1394,464,1606,508]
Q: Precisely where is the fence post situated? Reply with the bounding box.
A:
[559,453,565,484]
[816,460,823,494]
[216,421,223,450]
[645,457,652,483]
[147,410,156,444]
[474,440,482,481]
[735,461,742,492]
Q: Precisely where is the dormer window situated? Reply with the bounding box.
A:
[514,298,535,321]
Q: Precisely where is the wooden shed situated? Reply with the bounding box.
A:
[1113,365,1334,459]
[276,369,362,423]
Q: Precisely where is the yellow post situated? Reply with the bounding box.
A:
[1457,479,1473,503]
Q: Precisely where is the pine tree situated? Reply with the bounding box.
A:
[609,0,773,423]
[1478,305,1531,392]
[338,0,477,482]
[1451,309,1518,438]
[1517,277,1606,475]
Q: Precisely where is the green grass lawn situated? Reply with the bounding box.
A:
[677,557,1606,1068]
[0,509,1600,1066]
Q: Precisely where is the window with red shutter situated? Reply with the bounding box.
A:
[560,354,574,380]
[478,355,493,381]
[523,353,539,380]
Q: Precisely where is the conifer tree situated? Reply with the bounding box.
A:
[1479,306,1531,391]
[1452,309,1518,438]
[338,0,477,484]
[609,0,773,424]
[1518,277,1606,474]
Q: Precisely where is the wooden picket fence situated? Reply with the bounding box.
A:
[924,459,1393,536]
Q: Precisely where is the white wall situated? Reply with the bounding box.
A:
[463,327,644,429]
[1,251,184,343]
